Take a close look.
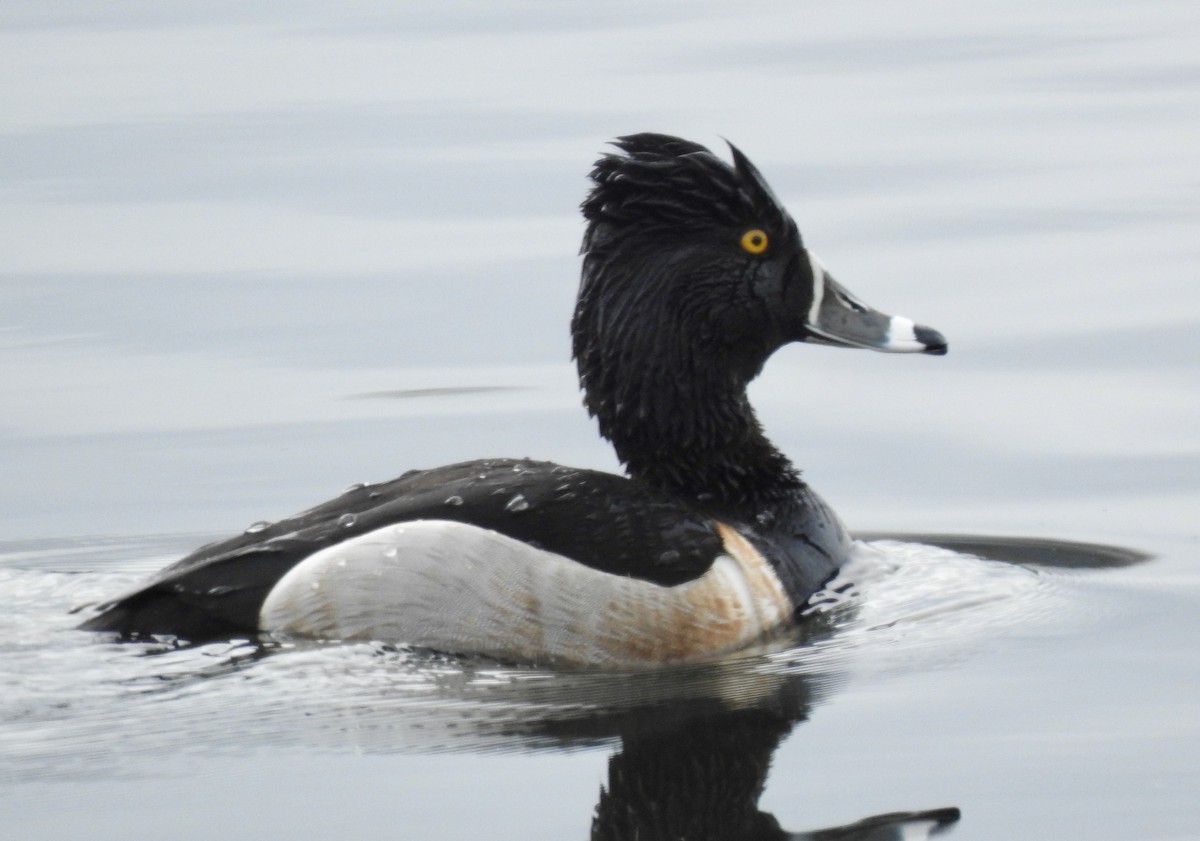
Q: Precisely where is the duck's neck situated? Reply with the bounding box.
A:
[589,373,804,519]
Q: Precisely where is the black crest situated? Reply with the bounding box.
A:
[581,133,794,250]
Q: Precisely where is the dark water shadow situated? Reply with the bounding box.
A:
[347,385,529,400]
[854,532,1151,569]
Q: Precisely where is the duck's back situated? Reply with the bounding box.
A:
[81,459,840,647]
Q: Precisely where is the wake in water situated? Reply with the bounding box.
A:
[0,531,1145,759]
[0,532,1149,837]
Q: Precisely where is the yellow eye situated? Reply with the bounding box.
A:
[739,228,769,255]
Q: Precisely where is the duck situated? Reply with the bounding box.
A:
[78,133,947,668]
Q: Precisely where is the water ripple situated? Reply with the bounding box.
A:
[0,532,1146,781]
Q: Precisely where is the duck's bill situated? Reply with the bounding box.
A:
[804,255,947,355]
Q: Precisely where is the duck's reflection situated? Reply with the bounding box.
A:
[136,627,960,838]
[427,616,960,839]
[590,704,958,841]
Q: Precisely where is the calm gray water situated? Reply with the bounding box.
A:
[2,2,1198,839]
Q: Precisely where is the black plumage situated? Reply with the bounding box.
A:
[79,133,946,648]
[576,134,816,508]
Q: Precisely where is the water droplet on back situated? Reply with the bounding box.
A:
[505,494,530,513]
[337,513,357,529]
[657,549,681,566]
[444,495,464,507]
[343,482,369,494]
[244,520,270,535]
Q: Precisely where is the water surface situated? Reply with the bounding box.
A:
[1,2,1198,839]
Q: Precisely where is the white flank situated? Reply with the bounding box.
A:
[259,519,791,669]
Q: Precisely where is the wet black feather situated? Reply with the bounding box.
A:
[79,459,728,638]
[575,133,811,509]
[80,133,850,643]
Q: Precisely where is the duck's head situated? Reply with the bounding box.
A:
[573,133,946,480]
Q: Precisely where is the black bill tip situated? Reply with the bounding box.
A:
[915,325,948,355]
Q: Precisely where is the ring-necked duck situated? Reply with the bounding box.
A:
[78,133,946,668]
